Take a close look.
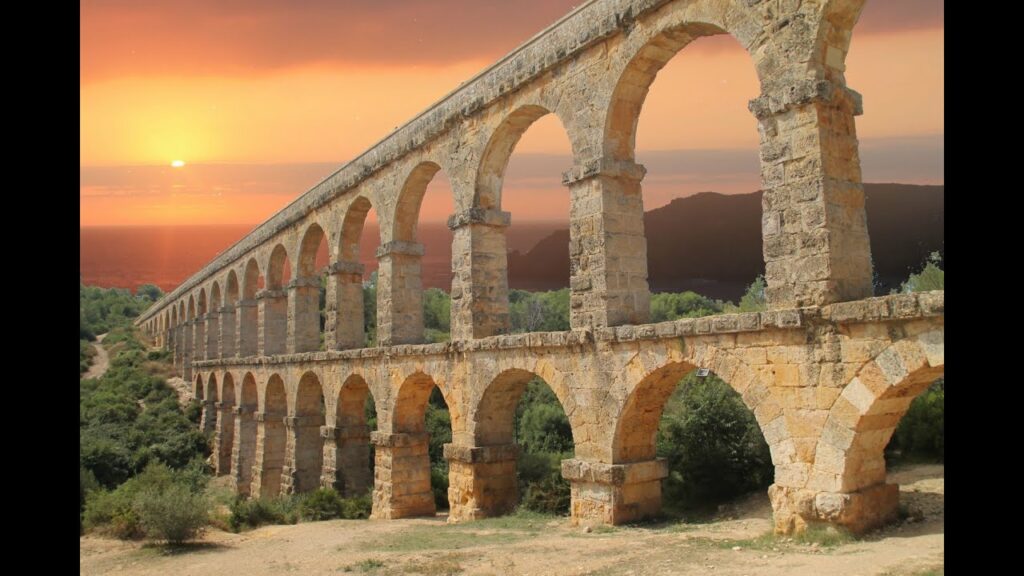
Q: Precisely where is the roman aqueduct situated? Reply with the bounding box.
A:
[135,0,944,534]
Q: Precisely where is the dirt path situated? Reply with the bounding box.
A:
[82,333,110,380]
[79,465,944,576]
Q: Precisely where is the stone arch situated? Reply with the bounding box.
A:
[378,162,451,346]
[238,259,262,357]
[233,372,259,495]
[298,222,328,278]
[790,330,944,533]
[331,196,375,350]
[221,270,240,357]
[288,371,326,493]
[377,370,456,517]
[205,373,218,404]
[394,161,442,243]
[475,104,574,210]
[207,282,222,359]
[817,0,868,83]
[257,373,289,498]
[339,196,374,263]
[613,349,780,464]
[394,371,453,434]
[293,222,328,352]
[216,372,237,475]
[603,345,782,524]
[226,270,240,304]
[326,373,376,496]
[267,243,292,289]
[193,373,203,399]
[262,244,291,355]
[603,13,766,162]
[474,368,576,448]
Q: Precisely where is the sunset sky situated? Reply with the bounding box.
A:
[80,0,943,227]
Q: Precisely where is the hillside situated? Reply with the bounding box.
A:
[508,183,944,300]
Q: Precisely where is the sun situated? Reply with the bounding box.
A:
[171,160,186,168]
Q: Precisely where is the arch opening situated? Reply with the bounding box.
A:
[289,372,326,493]
[262,245,291,355]
[609,26,765,310]
[390,372,454,515]
[233,373,260,495]
[336,197,379,348]
[295,224,329,353]
[327,374,378,497]
[469,369,575,518]
[257,375,288,498]
[469,107,575,338]
[614,364,772,520]
[216,373,236,476]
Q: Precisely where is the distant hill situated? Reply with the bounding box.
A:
[508,183,944,301]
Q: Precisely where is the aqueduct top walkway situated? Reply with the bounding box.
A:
[136,0,944,534]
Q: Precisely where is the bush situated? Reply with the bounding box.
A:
[133,484,210,544]
[886,378,944,463]
[83,488,143,539]
[518,452,570,514]
[430,463,449,510]
[298,488,345,521]
[296,488,373,521]
[228,496,299,531]
[656,373,773,511]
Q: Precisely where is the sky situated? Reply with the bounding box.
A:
[80,0,944,226]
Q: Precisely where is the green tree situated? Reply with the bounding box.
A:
[901,251,944,293]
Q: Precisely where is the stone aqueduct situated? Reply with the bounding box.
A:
[135,0,944,534]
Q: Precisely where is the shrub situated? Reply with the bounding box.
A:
[518,452,570,514]
[299,488,345,521]
[228,496,299,531]
[430,463,449,510]
[886,378,944,463]
[656,373,773,511]
[133,484,210,544]
[339,492,373,519]
[83,489,143,539]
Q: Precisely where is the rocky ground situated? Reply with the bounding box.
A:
[79,464,943,576]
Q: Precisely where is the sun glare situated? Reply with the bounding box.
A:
[171,160,186,168]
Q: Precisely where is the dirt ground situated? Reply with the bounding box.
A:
[79,464,943,576]
[82,333,110,380]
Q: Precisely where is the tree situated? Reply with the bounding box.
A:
[901,251,944,293]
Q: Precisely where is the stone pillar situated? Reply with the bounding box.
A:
[369,432,435,519]
[236,299,258,357]
[561,458,668,526]
[219,305,236,358]
[749,80,873,308]
[326,261,365,350]
[376,241,425,346]
[563,158,650,330]
[250,411,286,498]
[447,208,512,340]
[768,483,899,536]
[280,415,324,495]
[445,444,519,522]
[258,289,288,356]
[287,276,321,353]
[205,310,220,360]
[193,315,206,361]
[199,399,216,435]
[181,321,193,382]
[320,424,373,496]
[213,401,235,475]
[230,405,258,496]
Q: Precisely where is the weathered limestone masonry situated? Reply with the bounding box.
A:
[136,0,945,535]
